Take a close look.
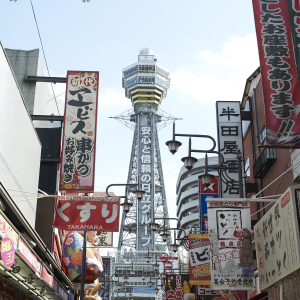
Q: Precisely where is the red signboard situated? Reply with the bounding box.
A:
[218,290,240,300]
[252,0,300,146]
[189,234,210,286]
[60,71,99,192]
[53,195,120,231]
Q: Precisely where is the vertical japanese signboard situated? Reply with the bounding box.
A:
[166,274,193,300]
[199,177,219,232]
[207,199,254,291]
[216,101,245,198]
[60,71,99,192]
[189,234,210,286]
[254,186,300,292]
[98,257,112,300]
[252,0,300,146]
[138,123,155,250]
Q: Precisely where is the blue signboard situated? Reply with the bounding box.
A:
[199,177,219,231]
[98,257,111,300]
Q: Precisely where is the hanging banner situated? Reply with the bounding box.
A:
[188,234,210,286]
[60,71,99,192]
[207,199,254,291]
[53,195,120,231]
[94,231,113,247]
[165,274,194,300]
[159,256,179,274]
[252,0,300,146]
[254,185,300,292]
[199,177,219,232]
[216,101,245,198]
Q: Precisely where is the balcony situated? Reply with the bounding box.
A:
[253,147,276,178]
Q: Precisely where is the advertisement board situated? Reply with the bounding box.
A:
[252,0,300,146]
[199,177,219,232]
[0,210,19,250]
[53,195,120,231]
[207,199,254,291]
[254,185,300,292]
[188,234,210,286]
[165,274,192,300]
[60,71,99,192]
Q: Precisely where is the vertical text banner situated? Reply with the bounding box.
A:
[207,199,254,291]
[254,186,300,292]
[252,0,300,146]
[165,274,192,300]
[216,101,245,198]
[199,177,219,232]
[189,234,211,286]
[60,71,99,192]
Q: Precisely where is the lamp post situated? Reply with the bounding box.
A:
[166,122,244,231]
[106,174,145,214]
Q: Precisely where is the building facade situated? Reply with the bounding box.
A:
[241,67,294,220]
[0,41,70,299]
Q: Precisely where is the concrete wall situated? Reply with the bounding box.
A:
[0,41,41,228]
[5,48,63,116]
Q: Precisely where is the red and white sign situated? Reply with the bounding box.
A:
[252,0,300,146]
[189,234,210,286]
[159,256,178,273]
[218,290,240,300]
[18,238,42,274]
[60,71,99,192]
[53,195,121,231]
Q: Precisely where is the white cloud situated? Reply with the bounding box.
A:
[171,33,259,104]
[97,88,132,114]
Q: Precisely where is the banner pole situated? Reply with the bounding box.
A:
[80,230,87,300]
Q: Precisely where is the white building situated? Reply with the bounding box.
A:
[176,156,219,233]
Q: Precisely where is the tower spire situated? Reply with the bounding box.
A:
[116,48,172,251]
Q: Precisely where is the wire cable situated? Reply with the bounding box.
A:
[29,0,60,115]
[254,159,300,198]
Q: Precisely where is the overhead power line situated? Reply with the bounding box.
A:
[29,0,60,115]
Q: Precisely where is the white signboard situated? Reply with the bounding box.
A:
[254,186,300,292]
[207,199,254,291]
[216,101,245,198]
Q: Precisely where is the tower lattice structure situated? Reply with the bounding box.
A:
[116,48,173,252]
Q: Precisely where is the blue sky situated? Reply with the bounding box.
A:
[1,0,259,248]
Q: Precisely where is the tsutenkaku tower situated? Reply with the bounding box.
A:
[117,48,172,252]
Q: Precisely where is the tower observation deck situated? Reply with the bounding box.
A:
[118,48,172,252]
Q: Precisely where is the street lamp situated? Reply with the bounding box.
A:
[145,247,151,263]
[123,275,129,283]
[167,122,244,232]
[106,175,145,214]
[160,231,169,243]
[130,261,135,275]
[153,255,159,271]
[148,276,154,287]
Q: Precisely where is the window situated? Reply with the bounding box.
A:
[242,100,251,136]
[245,156,250,177]
[260,125,266,145]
